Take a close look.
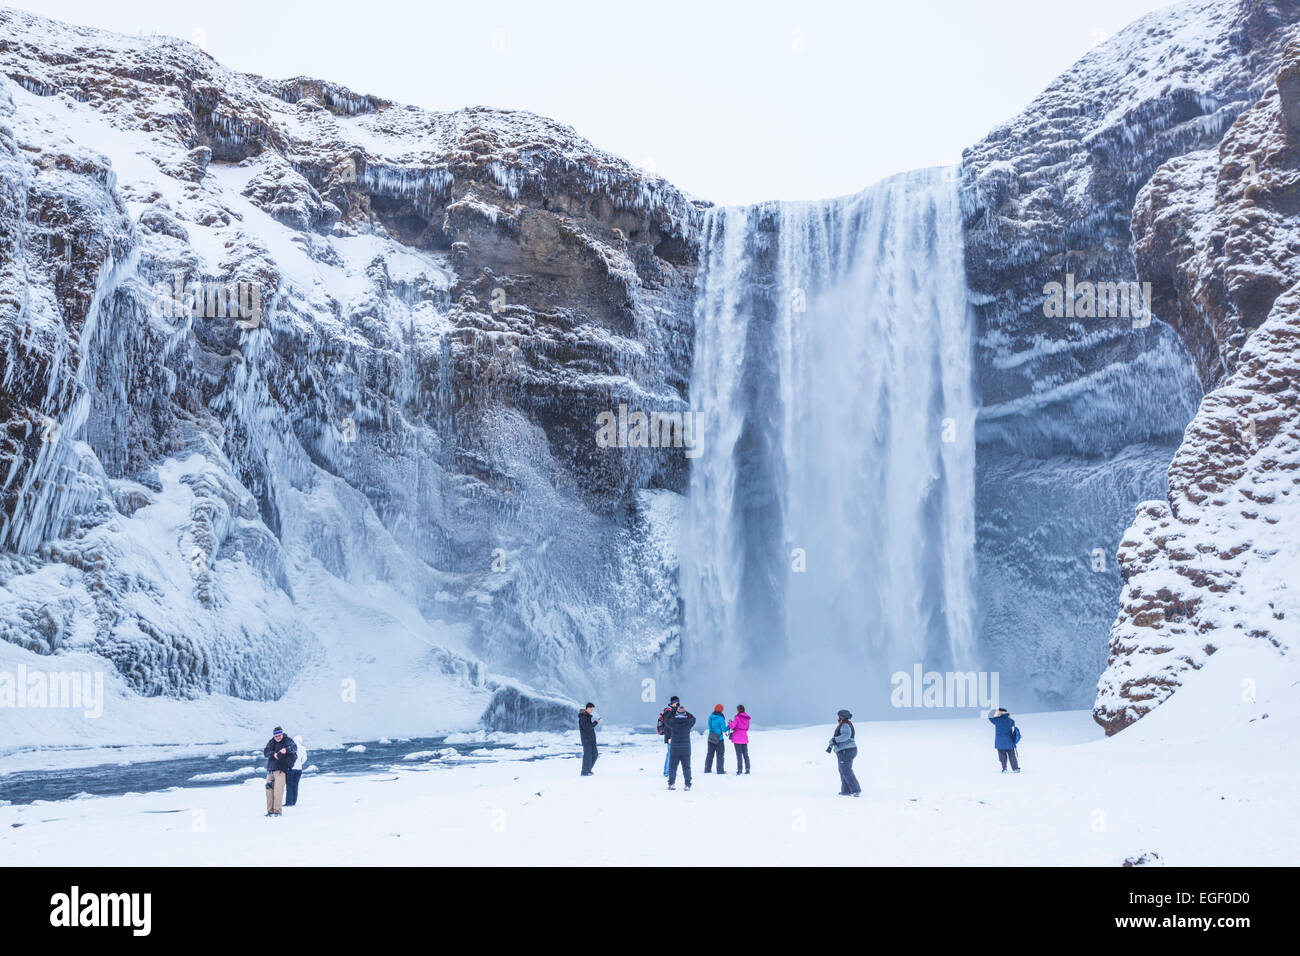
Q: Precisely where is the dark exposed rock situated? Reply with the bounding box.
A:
[1097,43,1300,731]
[479,682,578,732]
[0,6,700,713]
[961,0,1299,708]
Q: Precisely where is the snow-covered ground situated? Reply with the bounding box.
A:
[4,644,1295,866]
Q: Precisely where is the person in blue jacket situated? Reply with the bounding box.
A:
[988,707,1020,773]
[703,704,728,773]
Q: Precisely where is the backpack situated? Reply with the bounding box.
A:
[656,707,673,736]
[1012,726,1021,747]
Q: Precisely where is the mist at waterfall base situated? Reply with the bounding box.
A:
[676,169,981,725]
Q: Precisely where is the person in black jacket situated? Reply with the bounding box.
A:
[658,695,680,777]
[578,703,600,775]
[664,703,696,791]
[262,726,297,816]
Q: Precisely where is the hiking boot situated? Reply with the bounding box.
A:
[667,785,676,790]
[685,785,691,791]
[718,770,727,775]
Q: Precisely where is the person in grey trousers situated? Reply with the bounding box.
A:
[826,709,861,796]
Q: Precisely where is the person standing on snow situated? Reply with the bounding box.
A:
[987,707,1020,773]
[728,704,751,774]
[284,734,307,807]
[826,709,860,797]
[578,702,601,775]
[657,695,680,778]
[664,701,696,791]
[263,726,298,816]
[704,704,728,773]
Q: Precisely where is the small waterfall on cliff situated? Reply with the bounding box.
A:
[681,168,977,719]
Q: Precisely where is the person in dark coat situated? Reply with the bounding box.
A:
[988,707,1020,772]
[578,703,600,775]
[284,734,307,806]
[664,702,696,790]
[826,709,860,796]
[262,726,298,816]
[658,695,679,777]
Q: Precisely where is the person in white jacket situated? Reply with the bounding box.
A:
[284,735,307,807]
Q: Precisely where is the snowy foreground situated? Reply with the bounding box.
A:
[3,645,1296,866]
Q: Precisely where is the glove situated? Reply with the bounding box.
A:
[825,746,833,754]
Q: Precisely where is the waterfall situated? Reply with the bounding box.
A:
[681,168,977,720]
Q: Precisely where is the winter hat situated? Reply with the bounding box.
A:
[713,704,724,713]
[670,695,680,704]
[273,726,284,734]
[836,709,852,720]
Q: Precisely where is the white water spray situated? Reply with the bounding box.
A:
[681,168,977,719]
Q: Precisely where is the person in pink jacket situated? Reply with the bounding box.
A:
[728,705,752,774]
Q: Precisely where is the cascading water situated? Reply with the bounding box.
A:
[681,168,978,720]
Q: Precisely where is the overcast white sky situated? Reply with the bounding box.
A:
[18,0,1177,205]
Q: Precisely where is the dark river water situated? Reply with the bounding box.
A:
[0,735,596,805]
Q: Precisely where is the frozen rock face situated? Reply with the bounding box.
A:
[960,0,1299,708]
[0,8,698,733]
[6,0,1298,739]
[480,683,578,733]
[1095,38,1300,733]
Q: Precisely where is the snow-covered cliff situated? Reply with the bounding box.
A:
[1095,34,1300,732]
[961,0,1299,709]
[4,0,1298,745]
[0,6,700,743]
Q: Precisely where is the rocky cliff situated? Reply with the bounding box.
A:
[4,0,1298,740]
[961,0,1300,709]
[0,6,700,737]
[1095,36,1300,733]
